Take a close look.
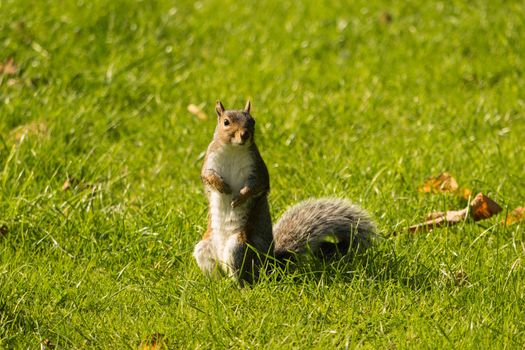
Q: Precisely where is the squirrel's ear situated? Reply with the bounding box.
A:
[244,100,251,113]
[215,100,225,117]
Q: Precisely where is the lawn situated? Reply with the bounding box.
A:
[1,0,524,348]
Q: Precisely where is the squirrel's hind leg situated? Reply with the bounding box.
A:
[193,239,220,276]
[221,233,259,285]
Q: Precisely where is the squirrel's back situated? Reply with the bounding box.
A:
[273,198,377,260]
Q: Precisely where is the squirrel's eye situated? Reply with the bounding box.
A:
[223,119,230,126]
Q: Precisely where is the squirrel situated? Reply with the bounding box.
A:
[193,100,377,283]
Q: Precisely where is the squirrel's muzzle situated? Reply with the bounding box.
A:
[234,130,251,145]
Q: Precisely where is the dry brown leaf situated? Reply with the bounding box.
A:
[419,172,472,199]
[408,208,467,232]
[409,192,501,232]
[139,333,166,350]
[7,78,19,86]
[9,121,48,142]
[470,193,502,221]
[41,338,55,350]
[418,172,459,193]
[0,58,17,75]
[187,104,208,120]
[62,177,95,192]
[62,177,80,191]
[62,179,72,191]
[425,211,445,221]
[379,11,393,24]
[503,207,525,225]
[0,225,8,238]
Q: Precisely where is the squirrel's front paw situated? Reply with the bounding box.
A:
[231,187,251,208]
[231,195,246,208]
[202,170,232,194]
[239,186,250,196]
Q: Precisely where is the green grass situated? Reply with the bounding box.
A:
[1,0,524,348]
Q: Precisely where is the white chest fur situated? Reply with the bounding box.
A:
[207,146,254,195]
[206,146,254,273]
[206,146,254,269]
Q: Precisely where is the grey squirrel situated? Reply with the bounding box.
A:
[193,101,377,283]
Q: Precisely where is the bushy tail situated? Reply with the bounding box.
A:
[272,198,377,260]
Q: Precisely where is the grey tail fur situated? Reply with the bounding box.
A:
[272,198,377,260]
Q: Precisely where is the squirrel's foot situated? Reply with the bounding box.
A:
[193,239,219,276]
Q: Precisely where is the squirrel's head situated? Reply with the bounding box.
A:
[214,100,255,147]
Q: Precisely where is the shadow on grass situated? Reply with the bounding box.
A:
[257,240,439,291]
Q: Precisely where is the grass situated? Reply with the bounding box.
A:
[1,0,524,348]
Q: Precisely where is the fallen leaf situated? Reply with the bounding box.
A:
[62,177,80,191]
[139,333,166,350]
[0,58,17,75]
[9,121,48,142]
[41,338,55,350]
[418,172,459,193]
[425,211,445,221]
[409,192,501,232]
[187,104,208,120]
[0,225,8,238]
[62,179,72,191]
[61,177,94,192]
[378,11,393,24]
[503,207,525,225]
[419,172,472,199]
[408,208,467,232]
[470,193,502,221]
